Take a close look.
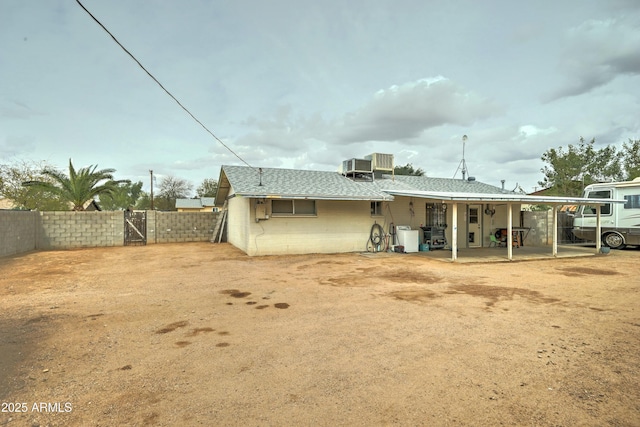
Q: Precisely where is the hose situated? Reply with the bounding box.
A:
[369,223,385,252]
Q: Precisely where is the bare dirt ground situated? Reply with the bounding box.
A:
[1,243,639,426]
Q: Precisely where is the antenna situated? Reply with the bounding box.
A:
[453,135,469,180]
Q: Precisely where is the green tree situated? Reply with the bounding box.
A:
[98,181,144,210]
[196,178,218,197]
[539,137,623,196]
[0,160,67,210]
[394,163,425,176]
[23,159,129,211]
[134,191,151,210]
[622,139,640,180]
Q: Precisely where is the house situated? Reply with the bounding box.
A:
[214,154,522,257]
[175,197,218,212]
[215,154,624,259]
[84,199,102,211]
[0,198,16,210]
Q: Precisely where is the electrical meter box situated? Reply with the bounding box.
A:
[255,202,269,220]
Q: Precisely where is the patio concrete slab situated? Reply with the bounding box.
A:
[360,245,605,263]
[415,245,601,262]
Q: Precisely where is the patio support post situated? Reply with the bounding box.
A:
[596,205,602,254]
[552,205,558,256]
[507,203,513,260]
[451,202,458,261]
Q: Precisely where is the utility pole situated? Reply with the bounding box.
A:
[150,170,154,210]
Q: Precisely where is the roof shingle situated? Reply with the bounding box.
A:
[216,165,508,205]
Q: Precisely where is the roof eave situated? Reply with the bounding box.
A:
[235,192,394,201]
[381,190,626,205]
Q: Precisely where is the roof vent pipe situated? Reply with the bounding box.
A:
[258,168,263,186]
[501,179,505,191]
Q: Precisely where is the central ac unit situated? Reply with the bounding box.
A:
[342,158,372,174]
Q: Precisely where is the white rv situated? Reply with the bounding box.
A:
[572,177,640,248]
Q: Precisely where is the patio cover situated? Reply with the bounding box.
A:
[381,189,627,261]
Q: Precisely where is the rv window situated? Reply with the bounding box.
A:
[584,190,611,215]
[624,195,640,209]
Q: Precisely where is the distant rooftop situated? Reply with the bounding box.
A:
[175,197,216,209]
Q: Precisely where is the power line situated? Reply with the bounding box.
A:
[75,0,253,169]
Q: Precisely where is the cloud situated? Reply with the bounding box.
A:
[236,106,328,151]
[219,77,504,173]
[334,77,503,143]
[0,100,43,120]
[0,135,36,159]
[549,18,640,100]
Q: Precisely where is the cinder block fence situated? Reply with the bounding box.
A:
[0,210,218,258]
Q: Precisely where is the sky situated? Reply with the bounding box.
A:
[1,0,639,195]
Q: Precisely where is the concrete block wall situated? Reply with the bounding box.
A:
[154,211,217,243]
[1,210,219,257]
[145,209,157,244]
[0,211,38,257]
[37,211,125,249]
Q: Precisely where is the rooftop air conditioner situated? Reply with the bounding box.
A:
[342,158,372,174]
[365,153,394,172]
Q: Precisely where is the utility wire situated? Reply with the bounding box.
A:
[75,0,253,169]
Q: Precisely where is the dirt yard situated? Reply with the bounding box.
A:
[1,243,638,426]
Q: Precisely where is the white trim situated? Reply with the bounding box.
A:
[381,189,626,205]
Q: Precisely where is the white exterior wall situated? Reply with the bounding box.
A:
[244,199,381,256]
[382,196,426,230]
[385,198,520,248]
[226,194,251,254]
[225,194,522,255]
[481,203,522,246]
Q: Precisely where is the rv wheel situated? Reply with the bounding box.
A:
[603,232,626,249]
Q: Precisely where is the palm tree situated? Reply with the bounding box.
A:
[23,159,129,211]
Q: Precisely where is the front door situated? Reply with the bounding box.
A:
[468,204,482,247]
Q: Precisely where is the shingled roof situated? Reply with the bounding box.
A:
[371,174,505,194]
[175,197,216,209]
[215,165,509,206]
[216,165,393,203]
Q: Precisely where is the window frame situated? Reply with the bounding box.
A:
[270,199,317,217]
[371,201,383,216]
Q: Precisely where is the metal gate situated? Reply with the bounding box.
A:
[124,210,147,245]
[558,211,585,244]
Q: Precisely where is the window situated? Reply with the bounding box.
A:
[582,190,611,215]
[469,207,479,224]
[271,199,316,216]
[295,199,316,215]
[272,200,293,214]
[371,201,383,216]
[426,203,447,227]
[624,194,640,209]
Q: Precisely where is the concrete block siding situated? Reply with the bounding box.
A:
[154,212,216,243]
[0,210,218,257]
[0,211,38,257]
[37,211,124,249]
